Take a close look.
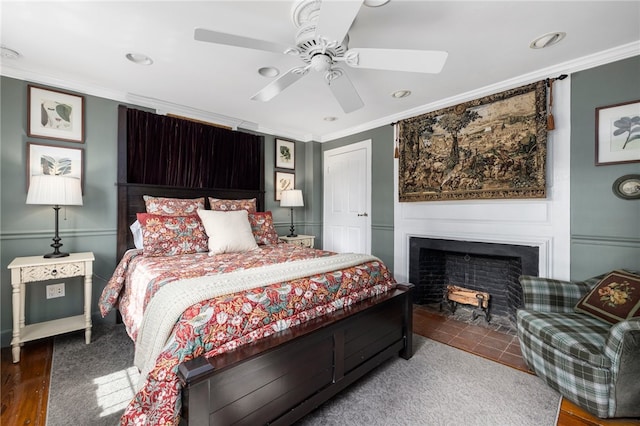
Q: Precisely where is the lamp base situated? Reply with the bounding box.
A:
[44,251,70,258]
[287,208,297,238]
[44,218,68,258]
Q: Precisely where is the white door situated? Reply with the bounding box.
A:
[323,140,371,254]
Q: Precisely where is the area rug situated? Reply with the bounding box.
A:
[47,325,560,425]
[46,324,137,426]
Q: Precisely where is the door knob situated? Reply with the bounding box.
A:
[357,212,368,217]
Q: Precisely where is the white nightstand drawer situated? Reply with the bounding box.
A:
[21,261,85,283]
[279,234,315,248]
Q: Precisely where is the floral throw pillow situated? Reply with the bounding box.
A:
[208,197,257,213]
[143,196,205,216]
[575,270,640,324]
[137,213,208,256]
[248,211,280,245]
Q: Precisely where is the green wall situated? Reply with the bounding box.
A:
[1,77,119,348]
[570,56,640,279]
[321,125,395,270]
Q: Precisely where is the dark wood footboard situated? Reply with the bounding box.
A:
[177,283,414,425]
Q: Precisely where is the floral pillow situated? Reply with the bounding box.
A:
[136,213,208,256]
[575,270,640,324]
[248,211,280,245]
[208,197,257,213]
[143,196,205,216]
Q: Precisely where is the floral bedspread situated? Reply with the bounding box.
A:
[98,244,396,425]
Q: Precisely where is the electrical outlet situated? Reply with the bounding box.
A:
[46,283,65,299]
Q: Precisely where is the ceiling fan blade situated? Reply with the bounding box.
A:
[327,69,364,113]
[315,0,363,44]
[194,28,290,55]
[345,48,448,74]
[251,67,309,102]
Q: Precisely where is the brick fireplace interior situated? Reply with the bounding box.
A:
[409,237,539,331]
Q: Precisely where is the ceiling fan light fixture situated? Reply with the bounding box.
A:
[363,0,391,7]
[258,67,280,77]
[126,52,153,65]
[529,32,566,49]
[391,90,411,99]
[1,46,21,59]
[311,54,332,72]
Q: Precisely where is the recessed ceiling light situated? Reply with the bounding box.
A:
[126,52,153,65]
[324,116,338,121]
[364,0,391,7]
[529,32,566,49]
[391,90,411,99]
[1,46,21,59]
[258,67,279,77]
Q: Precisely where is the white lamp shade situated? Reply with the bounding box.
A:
[280,189,304,207]
[26,175,83,206]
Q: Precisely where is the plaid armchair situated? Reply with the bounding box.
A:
[516,275,640,419]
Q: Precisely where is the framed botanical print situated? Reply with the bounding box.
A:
[275,171,295,201]
[28,85,85,143]
[275,139,295,169]
[27,142,83,191]
[595,99,640,165]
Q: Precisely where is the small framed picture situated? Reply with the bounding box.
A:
[595,99,640,165]
[28,85,85,143]
[27,142,83,191]
[612,174,640,200]
[275,171,295,201]
[275,139,295,169]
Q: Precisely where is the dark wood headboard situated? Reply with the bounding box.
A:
[116,184,264,259]
[116,106,265,259]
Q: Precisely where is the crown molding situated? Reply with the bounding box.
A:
[318,41,640,143]
[3,41,638,144]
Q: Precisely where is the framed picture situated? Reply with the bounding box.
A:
[275,171,295,201]
[27,142,83,191]
[28,85,85,143]
[595,99,640,165]
[275,139,295,169]
[612,174,640,200]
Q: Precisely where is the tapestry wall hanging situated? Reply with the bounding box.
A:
[398,81,547,202]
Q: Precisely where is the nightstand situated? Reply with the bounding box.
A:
[8,252,95,363]
[279,234,315,248]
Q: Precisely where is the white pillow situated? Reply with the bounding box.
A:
[130,220,144,249]
[197,209,258,255]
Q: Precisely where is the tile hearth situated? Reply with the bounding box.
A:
[413,303,530,373]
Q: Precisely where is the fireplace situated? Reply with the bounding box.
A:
[409,238,539,327]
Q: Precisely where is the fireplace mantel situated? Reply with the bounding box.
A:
[393,78,571,284]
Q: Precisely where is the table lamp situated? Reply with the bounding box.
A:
[26,175,83,258]
[280,189,304,237]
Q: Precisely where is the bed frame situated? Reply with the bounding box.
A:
[116,107,414,425]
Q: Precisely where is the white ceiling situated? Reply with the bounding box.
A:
[1,1,639,142]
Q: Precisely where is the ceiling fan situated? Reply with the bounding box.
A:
[194,0,448,113]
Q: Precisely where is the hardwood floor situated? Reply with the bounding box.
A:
[1,339,52,426]
[2,307,638,426]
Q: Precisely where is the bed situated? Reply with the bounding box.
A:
[102,107,414,425]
